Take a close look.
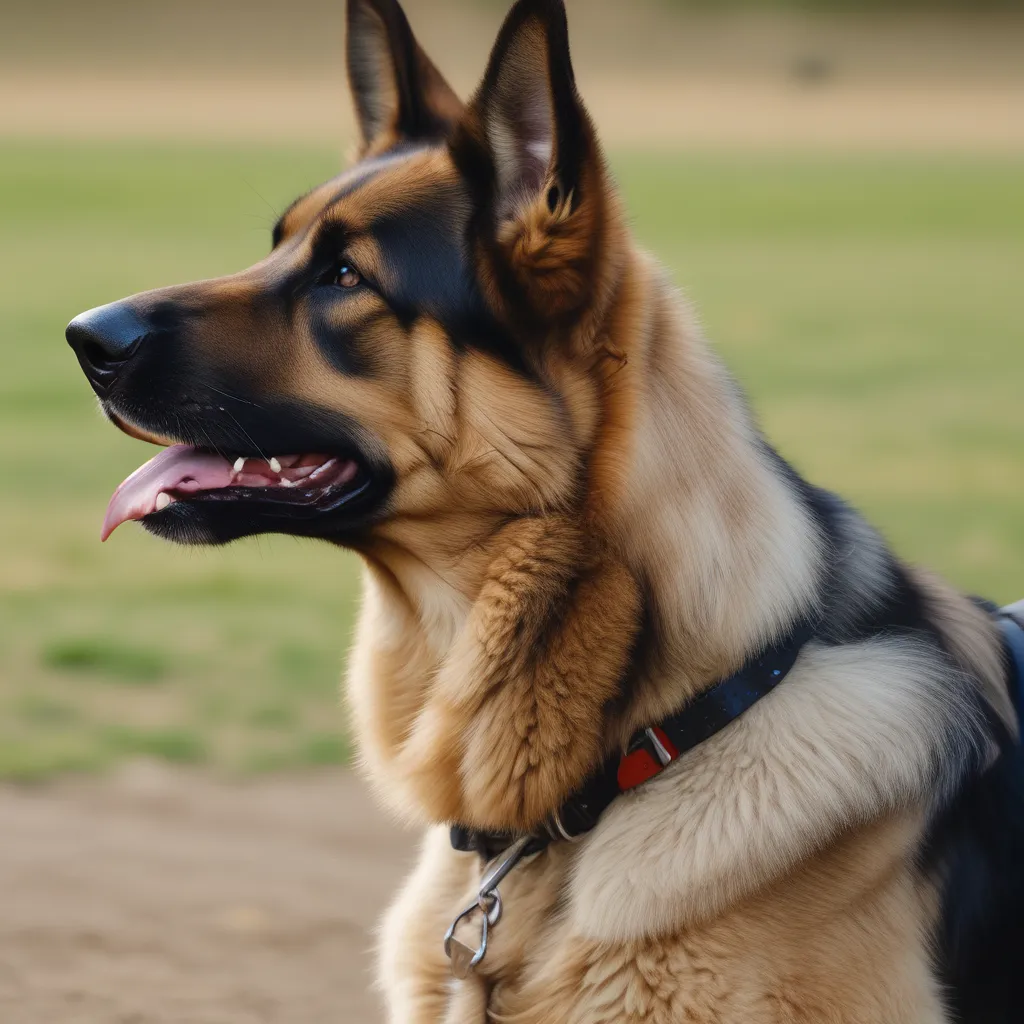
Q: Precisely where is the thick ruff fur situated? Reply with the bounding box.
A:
[68,0,1024,1020]
[340,5,1024,1022]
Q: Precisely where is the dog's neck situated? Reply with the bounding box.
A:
[600,259,824,743]
[347,252,824,828]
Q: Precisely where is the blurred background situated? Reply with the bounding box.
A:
[0,0,1022,1020]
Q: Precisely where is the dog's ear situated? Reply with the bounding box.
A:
[346,0,463,154]
[452,0,615,335]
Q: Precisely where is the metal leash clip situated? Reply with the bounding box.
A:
[443,833,534,979]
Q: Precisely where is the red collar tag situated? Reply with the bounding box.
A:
[616,726,679,790]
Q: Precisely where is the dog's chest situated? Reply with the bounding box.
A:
[439,830,946,1024]
[448,861,745,1024]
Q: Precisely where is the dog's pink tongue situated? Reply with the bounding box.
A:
[102,445,233,541]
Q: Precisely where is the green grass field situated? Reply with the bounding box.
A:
[1,141,1021,780]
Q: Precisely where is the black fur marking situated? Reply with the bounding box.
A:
[448,0,595,339]
[368,201,535,377]
[454,323,539,385]
[271,151,537,381]
[372,203,474,326]
[477,0,587,205]
[924,626,1024,1024]
[764,438,992,804]
[540,1,587,207]
[272,193,309,249]
[306,291,376,379]
[925,730,1024,1024]
[271,146,428,251]
[139,395,395,546]
[758,441,936,645]
[346,0,458,146]
[308,220,355,275]
[763,441,1024,1022]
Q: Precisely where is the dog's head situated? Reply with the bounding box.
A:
[68,0,624,554]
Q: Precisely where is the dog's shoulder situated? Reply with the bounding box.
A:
[572,497,1024,1023]
[569,631,986,942]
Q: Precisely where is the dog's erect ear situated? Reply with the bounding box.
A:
[468,0,586,222]
[453,0,614,334]
[346,0,463,153]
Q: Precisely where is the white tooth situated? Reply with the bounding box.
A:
[280,478,297,488]
[155,493,172,511]
[233,457,246,473]
[269,457,282,473]
[309,458,338,481]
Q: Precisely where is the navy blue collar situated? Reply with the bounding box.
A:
[451,615,817,859]
[453,603,1024,861]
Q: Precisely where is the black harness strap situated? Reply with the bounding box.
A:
[997,608,1024,719]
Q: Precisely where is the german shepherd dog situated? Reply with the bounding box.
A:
[67,1,1024,1020]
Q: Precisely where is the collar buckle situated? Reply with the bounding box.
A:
[617,726,679,791]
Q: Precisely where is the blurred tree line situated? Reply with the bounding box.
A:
[656,0,1018,8]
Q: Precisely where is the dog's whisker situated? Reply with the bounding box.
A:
[205,383,262,410]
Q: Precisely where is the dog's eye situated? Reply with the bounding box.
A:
[335,263,362,289]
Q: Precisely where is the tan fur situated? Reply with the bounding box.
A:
[328,7,1005,1011]
[379,816,946,1024]
[97,2,1008,1018]
[350,232,993,1019]
[142,98,996,1024]
[63,0,1015,1013]
[911,566,1018,739]
[569,637,982,942]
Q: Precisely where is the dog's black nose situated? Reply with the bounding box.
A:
[66,302,148,392]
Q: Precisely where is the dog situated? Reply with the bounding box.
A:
[67,0,1024,1020]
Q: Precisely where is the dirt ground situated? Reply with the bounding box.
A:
[0,765,414,1023]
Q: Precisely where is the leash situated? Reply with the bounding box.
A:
[443,615,817,978]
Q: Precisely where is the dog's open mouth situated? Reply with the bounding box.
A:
[102,446,367,541]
